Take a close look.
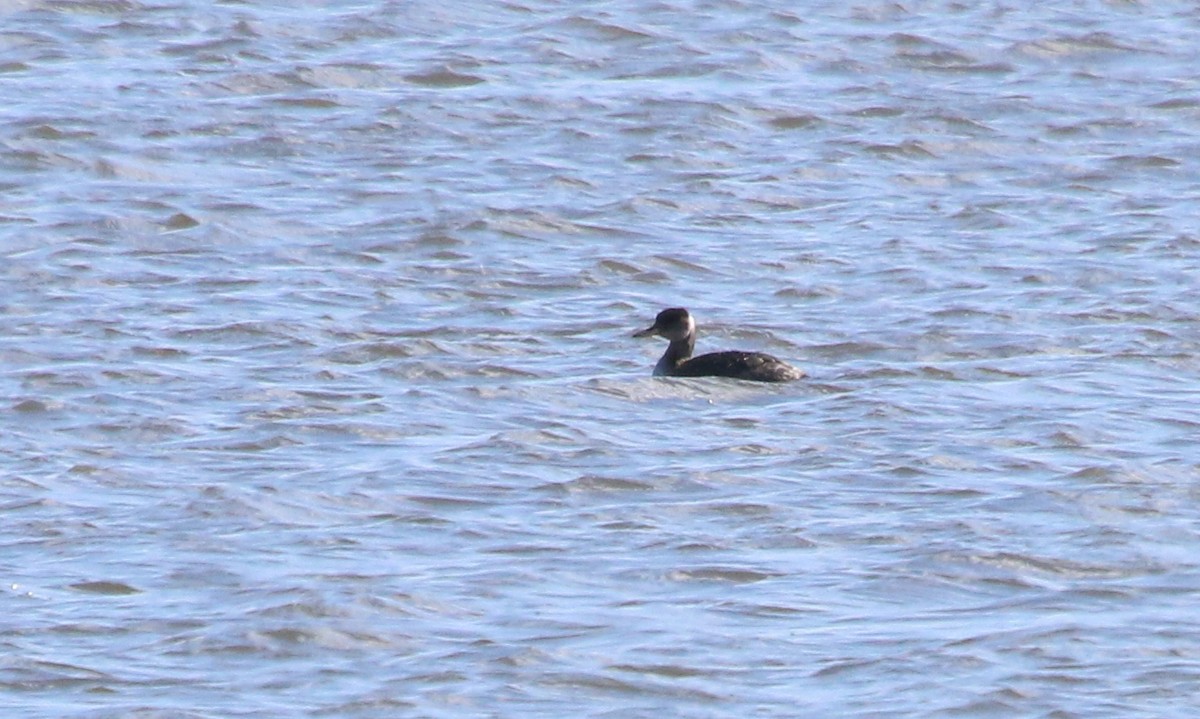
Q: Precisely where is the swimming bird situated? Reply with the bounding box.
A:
[633,307,804,382]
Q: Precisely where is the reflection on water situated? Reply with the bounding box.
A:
[3,1,1200,717]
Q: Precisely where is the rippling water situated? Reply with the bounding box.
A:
[4,1,1200,717]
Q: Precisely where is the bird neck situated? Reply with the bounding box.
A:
[655,334,695,375]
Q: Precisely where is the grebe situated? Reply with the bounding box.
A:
[633,307,804,382]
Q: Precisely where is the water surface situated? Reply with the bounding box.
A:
[3,1,1200,717]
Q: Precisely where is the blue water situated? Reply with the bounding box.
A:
[3,1,1200,717]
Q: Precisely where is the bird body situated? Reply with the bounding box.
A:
[633,308,804,383]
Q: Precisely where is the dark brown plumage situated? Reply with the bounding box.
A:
[633,308,804,382]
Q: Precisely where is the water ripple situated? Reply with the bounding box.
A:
[3,1,1200,718]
